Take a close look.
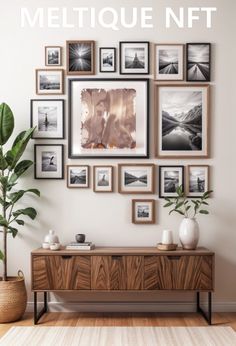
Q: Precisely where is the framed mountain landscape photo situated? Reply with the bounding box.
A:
[68,78,149,158]
[155,44,184,81]
[187,43,211,82]
[155,84,210,158]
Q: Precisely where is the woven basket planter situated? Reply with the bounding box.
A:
[0,272,27,323]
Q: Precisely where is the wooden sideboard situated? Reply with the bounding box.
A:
[31,247,214,324]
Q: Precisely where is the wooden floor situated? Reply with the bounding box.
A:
[0,312,236,338]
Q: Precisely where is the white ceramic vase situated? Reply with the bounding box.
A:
[44,230,59,244]
[179,218,199,250]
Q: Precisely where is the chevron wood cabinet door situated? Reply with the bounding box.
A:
[144,255,213,290]
[126,256,144,290]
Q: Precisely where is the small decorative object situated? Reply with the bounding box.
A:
[155,84,210,158]
[157,243,178,251]
[30,99,65,139]
[0,103,40,323]
[34,144,64,179]
[163,186,213,250]
[42,242,50,249]
[45,46,62,66]
[67,165,89,188]
[93,166,113,192]
[50,243,61,251]
[187,165,210,198]
[119,164,155,194]
[68,78,149,158]
[187,43,211,82]
[119,41,150,74]
[75,234,86,243]
[35,69,64,95]
[159,166,184,198]
[99,47,116,72]
[66,40,95,75]
[132,199,155,224]
[161,230,173,245]
[44,230,59,244]
[155,44,184,81]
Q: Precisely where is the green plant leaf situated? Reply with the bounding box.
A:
[164,198,171,202]
[164,202,174,208]
[186,205,191,211]
[0,216,8,227]
[176,201,184,209]
[13,207,37,220]
[0,148,8,170]
[15,219,24,226]
[175,210,185,216]
[8,188,40,204]
[203,190,213,199]
[0,250,4,261]
[0,103,14,145]
[202,201,209,205]
[14,160,33,177]
[199,210,209,214]
[8,226,18,238]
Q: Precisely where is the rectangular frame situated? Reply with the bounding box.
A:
[34,144,64,180]
[118,163,155,194]
[30,99,65,139]
[186,165,210,198]
[93,165,113,192]
[68,78,149,159]
[66,40,95,75]
[119,41,150,75]
[159,165,184,198]
[35,69,64,95]
[99,47,116,73]
[155,84,210,158]
[45,46,62,66]
[132,199,155,224]
[67,165,90,188]
[186,43,211,82]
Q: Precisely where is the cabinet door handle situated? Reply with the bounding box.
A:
[61,255,72,260]
[112,255,122,260]
[167,256,181,260]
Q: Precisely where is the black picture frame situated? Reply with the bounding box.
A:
[119,41,150,75]
[68,78,149,159]
[99,47,116,73]
[34,144,64,180]
[159,165,185,198]
[186,43,211,82]
[30,99,65,139]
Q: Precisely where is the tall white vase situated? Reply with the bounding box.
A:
[179,218,199,250]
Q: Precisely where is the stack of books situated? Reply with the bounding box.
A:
[65,242,95,250]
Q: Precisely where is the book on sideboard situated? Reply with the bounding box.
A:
[65,242,95,250]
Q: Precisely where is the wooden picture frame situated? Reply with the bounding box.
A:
[159,166,184,198]
[66,40,95,75]
[99,47,116,73]
[118,164,155,194]
[155,84,210,158]
[35,69,64,95]
[93,166,113,192]
[186,43,211,82]
[30,99,65,139]
[68,78,149,158]
[132,199,155,224]
[154,44,184,81]
[186,165,210,198]
[66,165,90,188]
[34,144,64,180]
[45,46,62,66]
[119,41,150,74]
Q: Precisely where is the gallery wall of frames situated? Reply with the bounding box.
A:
[32,41,212,225]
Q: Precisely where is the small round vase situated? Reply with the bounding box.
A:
[179,218,199,250]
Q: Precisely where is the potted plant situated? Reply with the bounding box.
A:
[163,186,212,250]
[0,103,40,323]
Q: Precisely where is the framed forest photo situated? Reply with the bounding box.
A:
[93,166,113,192]
[34,144,64,179]
[132,199,155,224]
[187,43,211,82]
[119,41,150,74]
[155,84,210,158]
[159,166,184,198]
[155,44,184,81]
[68,78,149,158]
[187,165,210,198]
[67,165,89,188]
[99,48,116,73]
[66,40,95,75]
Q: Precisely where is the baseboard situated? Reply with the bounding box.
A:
[26,301,236,313]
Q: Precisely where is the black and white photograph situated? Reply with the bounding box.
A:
[155,44,184,80]
[118,164,154,194]
[99,48,116,72]
[187,43,211,81]
[156,85,209,158]
[67,165,89,188]
[187,165,209,197]
[69,79,149,158]
[36,69,64,95]
[31,100,64,139]
[119,42,149,74]
[159,166,184,198]
[132,199,155,224]
[34,145,64,179]
[45,46,62,66]
[93,166,113,192]
[67,40,95,75]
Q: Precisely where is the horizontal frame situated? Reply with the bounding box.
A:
[132,199,156,224]
[34,144,64,180]
[35,69,64,95]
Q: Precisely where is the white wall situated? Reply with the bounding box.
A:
[0,0,236,311]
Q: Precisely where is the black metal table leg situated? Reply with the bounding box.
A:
[196,291,212,325]
[34,292,48,325]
